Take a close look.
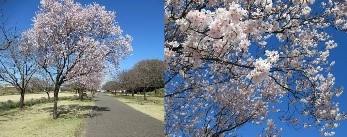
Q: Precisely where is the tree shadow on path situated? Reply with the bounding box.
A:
[42,104,110,118]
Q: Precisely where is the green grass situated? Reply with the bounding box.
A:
[0,100,94,137]
[113,93,164,122]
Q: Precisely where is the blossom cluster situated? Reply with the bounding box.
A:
[22,0,132,85]
[165,0,346,136]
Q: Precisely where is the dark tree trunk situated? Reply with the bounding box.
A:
[114,90,117,96]
[91,90,95,97]
[53,86,59,119]
[144,88,147,100]
[131,90,134,97]
[19,89,25,109]
[78,89,83,101]
[46,92,50,100]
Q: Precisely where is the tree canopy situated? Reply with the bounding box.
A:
[103,59,164,96]
[22,0,132,119]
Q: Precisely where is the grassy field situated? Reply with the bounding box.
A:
[0,92,76,103]
[0,87,18,95]
[0,100,94,137]
[113,94,164,122]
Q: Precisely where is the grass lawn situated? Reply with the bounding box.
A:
[113,94,164,122]
[0,92,76,103]
[0,100,94,137]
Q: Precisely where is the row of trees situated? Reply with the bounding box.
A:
[0,0,132,119]
[103,59,164,100]
[27,75,98,101]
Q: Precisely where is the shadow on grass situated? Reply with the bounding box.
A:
[0,104,109,122]
[42,104,110,118]
[0,111,18,122]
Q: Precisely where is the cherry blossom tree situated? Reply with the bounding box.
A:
[165,0,347,136]
[68,71,104,100]
[82,72,103,97]
[0,24,38,108]
[23,0,132,119]
[28,76,54,99]
[0,1,39,109]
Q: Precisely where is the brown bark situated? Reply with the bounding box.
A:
[19,89,25,109]
[144,88,147,100]
[46,91,50,100]
[53,87,59,119]
[91,90,95,97]
[78,89,82,100]
[131,90,134,97]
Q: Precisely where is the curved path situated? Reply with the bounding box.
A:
[85,93,164,137]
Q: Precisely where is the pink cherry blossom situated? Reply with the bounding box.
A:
[23,0,132,119]
[165,0,347,136]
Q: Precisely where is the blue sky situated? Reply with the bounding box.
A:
[2,0,164,80]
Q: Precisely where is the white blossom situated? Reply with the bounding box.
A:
[165,0,346,136]
[265,50,279,63]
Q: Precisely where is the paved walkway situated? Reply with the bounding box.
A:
[85,93,164,137]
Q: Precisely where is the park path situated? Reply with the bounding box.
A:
[85,93,164,137]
